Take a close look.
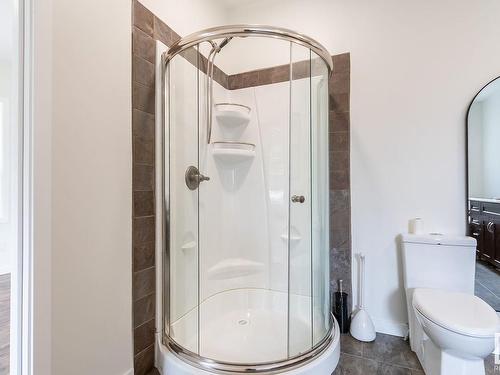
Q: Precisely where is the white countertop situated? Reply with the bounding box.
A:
[469,197,500,204]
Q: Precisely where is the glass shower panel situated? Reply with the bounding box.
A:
[311,53,331,345]
[288,44,313,357]
[197,37,293,364]
[167,47,200,354]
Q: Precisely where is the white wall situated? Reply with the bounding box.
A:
[33,0,53,372]
[140,0,228,37]
[223,0,500,335]
[50,0,133,374]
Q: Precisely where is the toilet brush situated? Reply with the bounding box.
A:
[350,253,376,342]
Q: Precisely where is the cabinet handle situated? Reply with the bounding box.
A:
[472,232,480,236]
[487,222,495,234]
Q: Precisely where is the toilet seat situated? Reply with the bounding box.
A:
[413,288,498,338]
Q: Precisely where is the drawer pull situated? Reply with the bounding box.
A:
[486,222,495,234]
[472,232,480,236]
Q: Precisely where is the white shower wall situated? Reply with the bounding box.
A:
[199,78,316,302]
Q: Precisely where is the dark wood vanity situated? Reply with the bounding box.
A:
[468,199,500,268]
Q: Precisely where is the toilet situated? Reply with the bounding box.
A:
[401,233,499,375]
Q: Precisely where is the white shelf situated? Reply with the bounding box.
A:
[215,103,251,128]
[181,241,196,252]
[280,234,302,244]
[207,258,264,280]
[212,142,255,164]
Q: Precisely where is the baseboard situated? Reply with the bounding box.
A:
[122,368,134,375]
[372,317,408,337]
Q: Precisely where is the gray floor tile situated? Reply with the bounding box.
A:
[336,323,496,375]
[377,363,412,374]
[476,262,500,297]
[341,334,363,356]
[0,274,9,375]
[338,353,379,375]
[475,282,500,311]
[362,333,421,370]
[485,353,497,375]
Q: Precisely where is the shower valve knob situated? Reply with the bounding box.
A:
[185,166,210,190]
[291,195,305,203]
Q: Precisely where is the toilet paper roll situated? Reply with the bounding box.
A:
[409,218,424,234]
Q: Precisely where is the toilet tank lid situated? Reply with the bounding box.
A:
[401,233,476,247]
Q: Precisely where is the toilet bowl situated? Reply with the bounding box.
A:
[400,233,499,375]
[412,288,497,375]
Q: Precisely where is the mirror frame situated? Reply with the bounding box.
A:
[465,75,500,233]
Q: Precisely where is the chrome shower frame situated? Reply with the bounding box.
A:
[160,25,335,374]
[163,25,333,71]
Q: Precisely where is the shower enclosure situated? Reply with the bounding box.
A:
[159,25,338,374]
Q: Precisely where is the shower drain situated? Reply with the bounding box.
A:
[238,319,249,326]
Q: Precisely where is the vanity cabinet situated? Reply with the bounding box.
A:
[468,200,500,268]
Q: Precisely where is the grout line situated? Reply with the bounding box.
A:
[477,280,500,300]
[134,342,155,359]
[133,265,155,275]
[134,317,155,331]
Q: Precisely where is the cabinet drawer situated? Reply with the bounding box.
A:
[469,200,481,212]
[482,202,500,216]
[469,212,481,223]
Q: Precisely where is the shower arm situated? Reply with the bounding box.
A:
[206,47,217,144]
[206,38,232,144]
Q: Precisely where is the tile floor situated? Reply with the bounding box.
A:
[334,332,497,375]
[475,261,500,311]
[0,274,10,375]
[334,333,424,375]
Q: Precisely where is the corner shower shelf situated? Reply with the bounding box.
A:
[215,103,251,128]
[280,234,302,245]
[207,258,264,280]
[211,141,256,164]
[181,241,197,252]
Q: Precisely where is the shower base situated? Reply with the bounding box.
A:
[156,288,340,374]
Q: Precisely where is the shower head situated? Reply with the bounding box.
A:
[218,37,233,50]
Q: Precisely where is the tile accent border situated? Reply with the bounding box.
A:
[132,2,160,373]
[328,54,352,306]
[132,1,351,373]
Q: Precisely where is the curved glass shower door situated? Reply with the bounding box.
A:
[163,28,332,372]
[165,46,201,354]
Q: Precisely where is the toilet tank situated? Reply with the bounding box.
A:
[401,234,476,294]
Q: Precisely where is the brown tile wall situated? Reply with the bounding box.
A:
[132,1,157,373]
[132,2,351,373]
[329,54,352,307]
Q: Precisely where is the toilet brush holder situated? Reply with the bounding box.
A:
[350,254,376,342]
[333,279,350,333]
[350,309,376,342]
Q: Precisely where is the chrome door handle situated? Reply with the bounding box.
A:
[185,166,210,190]
[291,195,305,203]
